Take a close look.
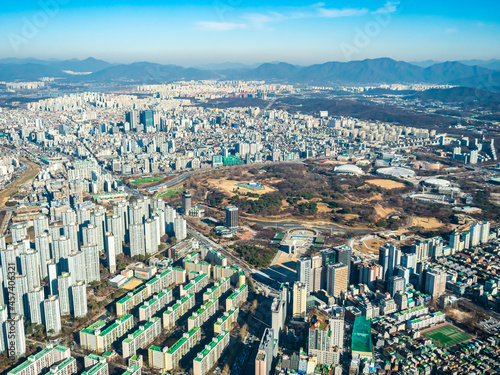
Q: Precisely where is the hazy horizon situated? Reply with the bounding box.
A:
[1,0,499,66]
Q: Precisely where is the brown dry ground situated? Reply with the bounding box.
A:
[0,158,41,209]
[366,179,406,189]
[374,204,395,218]
[353,238,387,254]
[122,278,143,290]
[206,178,276,197]
[411,216,446,229]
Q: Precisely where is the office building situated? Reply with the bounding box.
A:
[182,190,192,214]
[425,269,447,298]
[388,276,405,296]
[379,244,401,281]
[326,263,348,297]
[225,206,238,229]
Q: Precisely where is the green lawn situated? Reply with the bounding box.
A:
[156,186,182,198]
[131,177,163,185]
[422,324,471,348]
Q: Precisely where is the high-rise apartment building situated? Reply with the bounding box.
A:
[326,263,348,297]
[292,282,307,320]
[44,295,62,336]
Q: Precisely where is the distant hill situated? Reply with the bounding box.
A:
[0,57,498,89]
[410,87,500,104]
[52,57,112,73]
[0,63,67,81]
[71,62,220,83]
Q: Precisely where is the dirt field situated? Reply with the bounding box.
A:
[206,178,276,196]
[366,179,406,189]
[374,204,395,218]
[316,202,332,213]
[122,278,143,290]
[354,238,386,254]
[411,216,445,229]
[0,159,41,209]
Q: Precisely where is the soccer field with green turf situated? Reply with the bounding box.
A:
[131,177,163,185]
[422,324,471,348]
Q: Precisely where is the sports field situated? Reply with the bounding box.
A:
[132,177,163,185]
[156,186,182,198]
[422,324,471,348]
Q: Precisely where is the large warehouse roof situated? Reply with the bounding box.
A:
[377,167,415,178]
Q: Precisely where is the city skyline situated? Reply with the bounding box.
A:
[1,0,499,65]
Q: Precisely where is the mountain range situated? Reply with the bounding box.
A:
[0,57,499,90]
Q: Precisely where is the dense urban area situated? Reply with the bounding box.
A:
[0,74,500,375]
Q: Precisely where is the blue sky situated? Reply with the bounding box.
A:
[0,0,499,65]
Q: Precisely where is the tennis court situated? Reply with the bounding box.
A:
[422,324,471,348]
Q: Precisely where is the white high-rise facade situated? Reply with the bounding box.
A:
[71,281,87,318]
[44,295,62,336]
[82,244,100,283]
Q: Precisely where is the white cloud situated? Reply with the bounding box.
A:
[196,3,375,31]
[373,1,399,14]
[197,21,246,31]
[319,7,369,18]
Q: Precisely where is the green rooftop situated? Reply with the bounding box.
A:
[352,317,373,356]
[166,327,200,354]
[193,331,228,362]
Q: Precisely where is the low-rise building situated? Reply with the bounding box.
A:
[122,317,162,358]
[193,331,230,375]
[80,315,134,352]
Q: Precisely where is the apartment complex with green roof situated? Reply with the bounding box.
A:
[80,314,134,352]
[7,344,71,375]
[180,272,209,296]
[187,298,219,330]
[203,277,230,302]
[148,327,201,371]
[49,357,76,375]
[138,289,173,321]
[122,317,162,358]
[185,260,212,276]
[193,331,230,375]
[146,268,174,296]
[214,306,239,334]
[81,355,108,375]
[116,285,149,317]
[163,293,195,330]
[119,366,140,375]
[225,284,248,310]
